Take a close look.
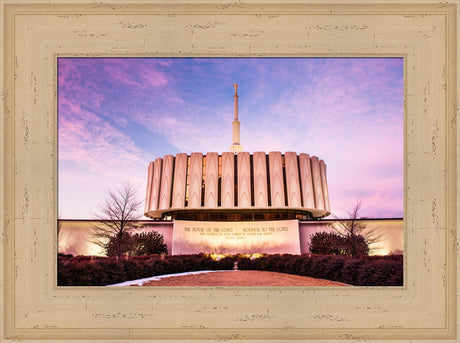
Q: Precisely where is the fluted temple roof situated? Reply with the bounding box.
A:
[145,151,330,221]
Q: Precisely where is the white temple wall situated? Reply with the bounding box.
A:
[158,155,174,210]
[205,152,218,208]
[59,221,175,256]
[148,157,163,212]
[59,219,404,257]
[221,152,234,208]
[188,153,203,208]
[171,153,187,209]
[144,162,154,214]
[238,152,251,207]
[253,151,268,208]
[298,153,315,209]
[284,151,302,208]
[310,156,325,211]
[320,160,331,212]
[172,219,301,255]
[269,151,285,207]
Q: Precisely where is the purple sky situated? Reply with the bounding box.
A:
[58,58,403,220]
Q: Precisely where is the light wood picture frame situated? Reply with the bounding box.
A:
[1,1,458,342]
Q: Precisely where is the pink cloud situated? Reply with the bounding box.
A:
[58,99,149,173]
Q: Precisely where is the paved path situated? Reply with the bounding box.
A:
[128,270,351,287]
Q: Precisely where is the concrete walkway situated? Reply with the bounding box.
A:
[108,270,351,287]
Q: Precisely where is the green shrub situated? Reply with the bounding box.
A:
[218,256,237,270]
[309,232,347,255]
[236,254,403,286]
[340,258,365,285]
[57,254,236,286]
[236,257,253,270]
[106,231,168,257]
[356,258,403,286]
[130,231,168,256]
[309,231,369,257]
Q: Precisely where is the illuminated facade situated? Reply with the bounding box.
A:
[144,151,331,221]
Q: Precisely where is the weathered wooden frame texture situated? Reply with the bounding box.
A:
[1,1,458,342]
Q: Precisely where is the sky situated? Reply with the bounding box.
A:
[58,57,404,220]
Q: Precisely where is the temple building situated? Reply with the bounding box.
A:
[143,85,331,255]
[143,150,330,222]
[144,84,330,222]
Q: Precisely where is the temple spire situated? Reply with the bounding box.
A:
[230,83,243,154]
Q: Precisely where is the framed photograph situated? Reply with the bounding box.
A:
[56,56,405,287]
[1,1,458,342]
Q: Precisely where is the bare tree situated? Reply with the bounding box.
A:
[91,183,143,259]
[332,199,384,257]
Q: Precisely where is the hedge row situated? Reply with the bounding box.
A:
[237,254,403,286]
[58,253,403,287]
[58,254,236,286]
